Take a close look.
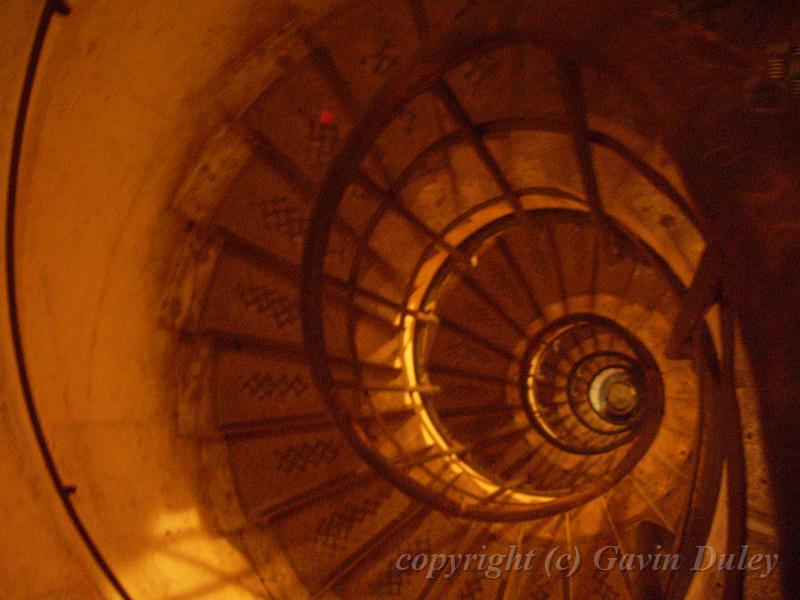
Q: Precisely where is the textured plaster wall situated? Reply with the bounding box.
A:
[0,2,108,597]
[0,0,312,597]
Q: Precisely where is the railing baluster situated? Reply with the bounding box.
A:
[394,425,531,470]
[357,171,476,268]
[436,315,518,362]
[496,236,545,319]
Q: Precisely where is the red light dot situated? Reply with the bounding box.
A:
[319,109,336,125]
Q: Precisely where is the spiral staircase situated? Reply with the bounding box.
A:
[152,1,785,598]
[5,0,797,598]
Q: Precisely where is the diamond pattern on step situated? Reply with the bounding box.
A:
[214,157,309,263]
[201,248,303,341]
[240,371,308,402]
[213,350,322,426]
[314,0,418,106]
[242,56,351,187]
[368,533,433,597]
[315,488,391,554]
[227,431,356,513]
[275,440,340,474]
[261,195,307,241]
[234,281,300,327]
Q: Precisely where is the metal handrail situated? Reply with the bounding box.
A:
[4,1,132,597]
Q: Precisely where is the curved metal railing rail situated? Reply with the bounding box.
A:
[4,1,132,598]
[301,32,716,523]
